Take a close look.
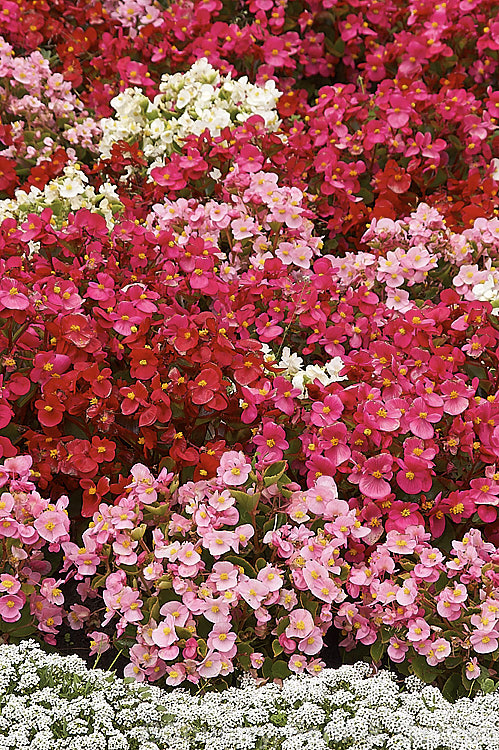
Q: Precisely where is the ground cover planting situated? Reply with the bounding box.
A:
[0,0,499,735]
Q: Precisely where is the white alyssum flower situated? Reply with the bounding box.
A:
[3,642,499,750]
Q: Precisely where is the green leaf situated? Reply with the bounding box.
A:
[272,639,284,657]
[479,677,495,693]
[410,655,436,684]
[442,672,464,701]
[370,639,385,663]
[15,385,36,408]
[272,660,290,679]
[237,642,253,655]
[263,461,287,480]
[262,658,273,679]
[114,636,135,652]
[275,617,289,636]
[175,627,193,640]
[230,490,260,513]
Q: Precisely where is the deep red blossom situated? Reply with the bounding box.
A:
[188,366,228,411]
[34,395,65,428]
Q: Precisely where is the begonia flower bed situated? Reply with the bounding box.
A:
[0,0,498,713]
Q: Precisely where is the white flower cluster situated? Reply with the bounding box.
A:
[262,345,347,397]
[98,58,281,168]
[472,271,499,314]
[2,642,499,750]
[0,163,123,228]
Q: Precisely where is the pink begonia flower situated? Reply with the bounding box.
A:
[387,637,409,663]
[0,279,30,310]
[465,657,481,681]
[406,398,442,439]
[207,624,237,653]
[182,638,198,660]
[201,598,231,624]
[279,589,298,610]
[0,593,25,622]
[202,529,235,556]
[257,565,283,592]
[436,595,462,621]
[198,652,223,678]
[425,638,451,666]
[286,608,315,639]
[151,615,178,648]
[310,394,344,427]
[67,604,91,630]
[208,562,239,591]
[471,629,499,654]
[3,455,32,475]
[120,588,143,623]
[232,524,255,552]
[0,494,14,517]
[33,509,70,543]
[165,663,186,686]
[216,451,252,486]
[306,659,326,676]
[238,578,270,609]
[207,489,235,512]
[250,652,264,669]
[375,581,398,605]
[386,288,412,312]
[440,380,472,415]
[112,534,138,566]
[298,627,324,655]
[0,574,20,595]
[359,454,393,499]
[0,518,18,539]
[288,653,307,673]
[124,663,146,682]
[407,617,431,642]
[159,601,190,627]
[37,606,62,635]
[88,631,110,656]
[176,542,201,566]
[40,578,65,605]
[384,529,418,555]
[395,578,418,606]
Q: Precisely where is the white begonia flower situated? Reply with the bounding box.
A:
[292,370,306,396]
[278,347,304,376]
[58,175,86,199]
[176,88,192,109]
[325,356,347,381]
[98,182,120,201]
[492,157,499,182]
[472,273,499,314]
[303,364,331,386]
[260,343,276,362]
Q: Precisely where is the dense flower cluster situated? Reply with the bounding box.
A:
[0,456,69,644]
[99,58,282,169]
[0,0,498,703]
